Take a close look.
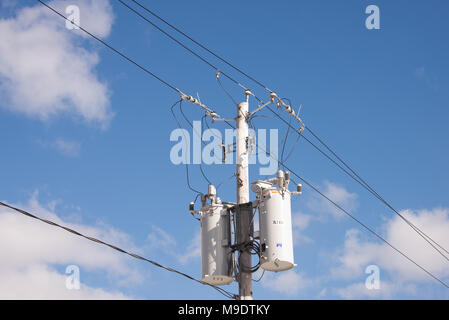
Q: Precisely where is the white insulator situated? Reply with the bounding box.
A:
[208,184,217,198]
[201,204,233,285]
[257,186,295,272]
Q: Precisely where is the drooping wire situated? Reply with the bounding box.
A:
[169,100,202,195]
[279,98,303,165]
[40,0,449,284]
[37,0,179,93]
[280,97,293,170]
[253,269,266,282]
[265,105,449,263]
[229,205,260,276]
[120,0,449,263]
[0,201,237,299]
[178,103,213,186]
[305,125,449,258]
[126,0,272,92]
[217,74,239,107]
[118,0,251,93]
[220,117,449,290]
[216,173,236,191]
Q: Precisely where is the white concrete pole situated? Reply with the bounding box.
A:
[236,90,253,300]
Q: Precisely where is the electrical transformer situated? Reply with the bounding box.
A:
[198,185,233,285]
[252,171,300,272]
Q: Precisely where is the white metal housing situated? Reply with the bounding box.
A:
[201,202,233,285]
[252,172,295,272]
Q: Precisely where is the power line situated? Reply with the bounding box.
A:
[0,201,237,299]
[226,115,449,289]
[37,0,179,93]
[169,100,204,195]
[178,101,213,186]
[215,116,449,290]
[127,0,272,92]
[244,129,449,290]
[118,0,251,92]
[265,106,449,263]
[286,169,449,290]
[120,0,449,261]
[38,0,449,291]
[305,125,449,258]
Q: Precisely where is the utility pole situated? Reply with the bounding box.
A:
[183,88,303,300]
[236,90,253,300]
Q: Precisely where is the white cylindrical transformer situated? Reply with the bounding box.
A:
[257,185,295,272]
[201,204,233,285]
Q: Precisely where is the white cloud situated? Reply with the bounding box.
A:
[0,0,114,126]
[54,138,81,157]
[307,181,358,220]
[414,66,439,91]
[146,225,201,265]
[292,212,313,231]
[38,138,82,157]
[177,230,201,264]
[147,225,178,251]
[335,282,417,300]
[0,264,130,300]
[331,208,449,298]
[292,212,314,245]
[317,288,327,299]
[0,191,144,299]
[261,270,312,296]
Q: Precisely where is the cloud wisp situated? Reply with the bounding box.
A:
[330,208,449,298]
[0,0,114,127]
[0,191,144,299]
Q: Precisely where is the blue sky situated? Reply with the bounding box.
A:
[0,0,448,299]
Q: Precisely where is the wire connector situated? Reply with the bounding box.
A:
[178,89,219,120]
[273,94,306,133]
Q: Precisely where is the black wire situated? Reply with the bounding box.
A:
[169,100,203,195]
[178,104,212,186]
[286,168,449,290]
[266,105,449,262]
[284,131,302,163]
[38,0,179,93]
[280,98,293,170]
[253,269,265,282]
[119,0,250,91]
[127,0,270,92]
[217,118,449,290]
[41,0,449,290]
[121,0,449,262]
[279,99,303,164]
[122,0,449,264]
[217,75,239,106]
[216,173,236,191]
[179,102,225,186]
[229,206,261,275]
[198,116,213,185]
[305,125,449,258]
[0,201,237,299]
[231,241,260,274]
[251,139,449,290]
